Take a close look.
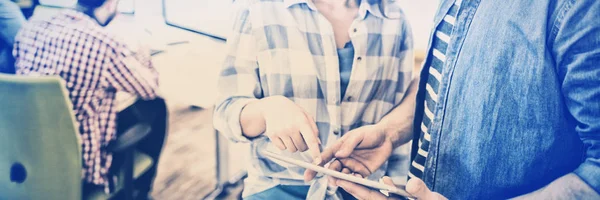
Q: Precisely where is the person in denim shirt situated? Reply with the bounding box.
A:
[307,0,600,199]
[0,0,25,74]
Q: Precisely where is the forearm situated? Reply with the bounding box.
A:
[120,56,159,99]
[240,99,266,138]
[511,173,600,199]
[378,77,419,148]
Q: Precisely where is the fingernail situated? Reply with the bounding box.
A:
[354,173,362,178]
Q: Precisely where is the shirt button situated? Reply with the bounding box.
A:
[356,56,362,61]
[333,130,340,135]
[353,28,357,33]
[346,96,354,101]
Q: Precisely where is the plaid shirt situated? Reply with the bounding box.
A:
[213,0,414,199]
[13,9,158,191]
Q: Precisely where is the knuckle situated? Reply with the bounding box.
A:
[286,126,298,133]
[286,144,297,151]
[278,129,290,136]
[295,116,308,124]
[275,143,285,150]
[266,133,277,140]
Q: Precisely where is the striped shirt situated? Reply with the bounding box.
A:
[13,9,158,192]
[213,0,413,199]
[409,0,461,179]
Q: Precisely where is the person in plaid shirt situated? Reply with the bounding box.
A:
[214,0,415,199]
[13,0,168,198]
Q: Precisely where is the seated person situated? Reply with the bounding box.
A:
[0,0,25,73]
[213,0,414,199]
[12,0,167,198]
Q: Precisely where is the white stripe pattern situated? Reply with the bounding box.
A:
[436,31,450,43]
[455,0,463,6]
[420,123,432,141]
[418,147,429,157]
[412,161,425,171]
[409,0,462,180]
[421,122,429,133]
[443,15,456,25]
[429,66,443,81]
[426,84,438,102]
[424,102,434,119]
[408,172,417,179]
[433,48,447,61]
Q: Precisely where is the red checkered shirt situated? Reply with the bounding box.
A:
[13,9,158,190]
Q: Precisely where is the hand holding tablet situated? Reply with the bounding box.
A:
[262,150,414,198]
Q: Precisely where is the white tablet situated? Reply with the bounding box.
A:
[262,150,414,198]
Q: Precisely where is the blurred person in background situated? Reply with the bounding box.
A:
[12,0,167,199]
[214,0,415,199]
[0,0,25,73]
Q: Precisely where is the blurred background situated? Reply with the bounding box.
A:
[12,0,440,199]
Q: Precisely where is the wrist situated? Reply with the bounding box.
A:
[252,98,268,120]
[240,99,268,138]
[375,120,394,141]
[377,118,403,148]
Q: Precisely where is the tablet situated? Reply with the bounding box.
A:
[262,150,414,198]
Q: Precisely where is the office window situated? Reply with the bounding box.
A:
[39,0,76,7]
[163,0,234,40]
[39,0,135,13]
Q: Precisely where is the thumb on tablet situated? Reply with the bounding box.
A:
[406,177,447,200]
[304,140,343,182]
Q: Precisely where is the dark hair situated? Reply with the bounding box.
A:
[78,0,107,8]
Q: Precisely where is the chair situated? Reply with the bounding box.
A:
[0,74,154,200]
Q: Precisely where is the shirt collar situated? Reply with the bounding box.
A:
[284,0,392,20]
[61,9,87,20]
[284,0,317,10]
[57,9,97,24]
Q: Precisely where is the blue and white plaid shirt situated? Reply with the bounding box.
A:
[214,0,413,199]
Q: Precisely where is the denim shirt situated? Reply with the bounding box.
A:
[412,0,600,199]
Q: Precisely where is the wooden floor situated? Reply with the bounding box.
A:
[150,102,243,200]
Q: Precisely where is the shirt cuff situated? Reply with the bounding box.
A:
[225,97,259,143]
[511,173,600,199]
[574,161,600,195]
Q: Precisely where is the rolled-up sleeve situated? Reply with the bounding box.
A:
[552,0,600,195]
[213,4,263,143]
[106,42,159,100]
